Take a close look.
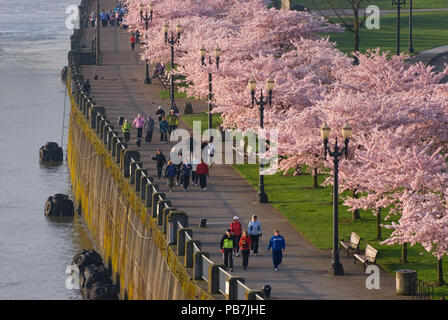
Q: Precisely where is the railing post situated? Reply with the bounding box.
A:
[151,192,165,217]
[193,252,209,281]
[226,277,245,300]
[135,168,148,192]
[157,200,172,227]
[145,183,158,208]
[177,228,192,256]
[208,264,225,294]
[141,176,153,200]
[121,151,140,177]
[185,240,201,268]
[130,160,142,185]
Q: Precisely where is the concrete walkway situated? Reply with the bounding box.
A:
[78,0,409,300]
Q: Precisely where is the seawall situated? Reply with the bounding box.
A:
[66,0,266,301]
[66,74,213,299]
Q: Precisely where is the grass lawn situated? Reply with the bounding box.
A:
[328,11,448,55]
[182,111,222,132]
[182,112,448,298]
[281,0,448,10]
[234,164,448,298]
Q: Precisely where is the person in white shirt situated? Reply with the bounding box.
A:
[247,215,262,255]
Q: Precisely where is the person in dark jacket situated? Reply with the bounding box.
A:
[220,229,235,272]
[268,229,286,271]
[165,160,176,192]
[144,114,155,144]
[159,116,169,143]
[180,162,192,191]
[151,149,167,179]
[239,230,252,270]
[156,106,165,122]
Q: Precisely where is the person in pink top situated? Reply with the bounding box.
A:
[132,113,145,139]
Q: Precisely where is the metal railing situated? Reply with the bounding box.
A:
[67,7,265,300]
[202,255,213,281]
[413,280,434,300]
[236,280,251,300]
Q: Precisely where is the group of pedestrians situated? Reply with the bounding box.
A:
[89,3,127,28]
[220,215,286,272]
[153,149,210,192]
[121,113,155,144]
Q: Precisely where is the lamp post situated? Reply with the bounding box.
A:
[143,3,154,84]
[321,122,352,276]
[199,45,221,133]
[163,23,182,108]
[408,0,414,53]
[139,3,144,22]
[392,0,406,56]
[248,77,275,204]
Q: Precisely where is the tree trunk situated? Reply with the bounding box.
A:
[376,207,382,240]
[437,257,445,286]
[312,167,318,188]
[352,190,361,220]
[401,242,408,263]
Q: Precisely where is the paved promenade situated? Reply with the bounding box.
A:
[78,0,409,300]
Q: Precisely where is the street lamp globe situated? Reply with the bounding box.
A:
[139,3,144,13]
[176,24,183,34]
[266,77,275,92]
[342,123,352,140]
[163,23,169,34]
[248,77,257,92]
[214,45,222,58]
[149,3,154,11]
[321,122,331,141]
[199,46,206,58]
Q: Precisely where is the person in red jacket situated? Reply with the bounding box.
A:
[239,231,252,270]
[230,216,242,256]
[130,34,136,51]
[195,159,209,191]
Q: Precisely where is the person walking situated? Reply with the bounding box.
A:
[130,34,136,51]
[207,136,216,168]
[195,159,209,191]
[220,229,234,272]
[159,116,169,143]
[122,119,131,143]
[230,216,242,257]
[166,109,179,135]
[248,215,262,256]
[144,114,155,144]
[165,160,176,192]
[132,113,145,139]
[268,229,286,271]
[156,106,165,122]
[191,157,199,186]
[90,11,96,27]
[151,149,167,179]
[239,230,251,270]
[180,162,192,191]
[175,152,183,186]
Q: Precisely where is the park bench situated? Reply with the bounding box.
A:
[354,244,378,271]
[339,232,361,256]
[158,69,172,88]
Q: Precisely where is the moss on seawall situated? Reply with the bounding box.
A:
[66,70,213,300]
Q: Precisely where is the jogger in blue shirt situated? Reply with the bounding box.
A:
[268,229,285,271]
